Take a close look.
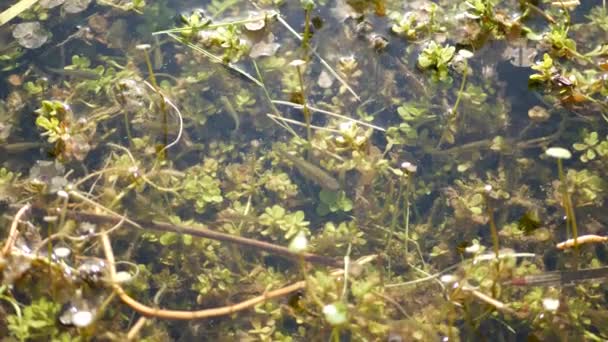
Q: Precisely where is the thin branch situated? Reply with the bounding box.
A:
[2,203,31,256]
[142,81,184,154]
[166,33,263,87]
[267,114,342,133]
[272,100,385,132]
[0,0,39,26]
[66,209,341,267]
[270,12,360,101]
[102,232,374,320]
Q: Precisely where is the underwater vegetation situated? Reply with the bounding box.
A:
[0,0,608,340]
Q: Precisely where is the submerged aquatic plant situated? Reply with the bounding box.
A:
[3,0,608,340]
[417,41,456,82]
[573,131,608,163]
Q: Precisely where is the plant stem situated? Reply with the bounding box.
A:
[295,65,312,147]
[384,178,404,277]
[143,48,169,158]
[402,173,413,262]
[302,5,312,62]
[485,192,500,297]
[557,159,578,251]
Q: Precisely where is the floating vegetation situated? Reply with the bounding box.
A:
[1,0,608,340]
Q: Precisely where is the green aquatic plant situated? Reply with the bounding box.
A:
[313,221,366,252]
[417,41,455,82]
[317,189,353,216]
[565,169,606,207]
[180,164,223,214]
[98,0,146,13]
[178,10,210,38]
[546,147,578,250]
[34,100,93,161]
[301,0,315,59]
[573,131,608,163]
[194,265,236,297]
[543,24,590,62]
[262,171,299,200]
[23,79,46,95]
[385,101,436,147]
[390,11,421,39]
[234,88,257,112]
[0,43,25,71]
[34,100,69,143]
[463,0,495,21]
[530,53,557,84]
[0,167,19,201]
[259,205,310,240]
[6,297,62,341]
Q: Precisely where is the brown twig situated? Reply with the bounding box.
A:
[69,209,341,267]
[556,234,608,250]
[101,231,374,320]
[127,317,148,340]
[32,216,126,255]
[2,203,31,257]
[462,285,517,316]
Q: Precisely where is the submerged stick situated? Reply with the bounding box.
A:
[2,203,31,256]
[556,234,608,250]
[272,100,386,132]
[102,231,373,320]
[66,209,341,267]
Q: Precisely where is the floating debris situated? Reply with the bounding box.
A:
[59,301,95,328]
[528,105,550,123]
[63,0,92,13]
[12,22,49,49]
[77,258,108,285]
[40,0,65,9]
[249,33,280,58]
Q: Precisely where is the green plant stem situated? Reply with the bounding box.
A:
[123,110,133,147]
[384,178,404,277]
[557,159,578,250]
[485,193,500,297]
[295,65,312,147]
[302,6,312,62]
[403,174,412,262]
[142,48,169,157]
[330,327,340,342]
[437,69,467,148]
[452,69,468,115]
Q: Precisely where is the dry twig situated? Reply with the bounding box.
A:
[2,203,31,257]
[101,232,374,320]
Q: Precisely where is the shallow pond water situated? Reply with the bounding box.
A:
[1,0,607,340]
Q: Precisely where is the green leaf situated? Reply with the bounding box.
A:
[319,189,338,204]
[160,232,179,246]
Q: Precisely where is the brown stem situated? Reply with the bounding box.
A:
[67,209,342,267]
[100,232,373,320]
[2,203,31,257]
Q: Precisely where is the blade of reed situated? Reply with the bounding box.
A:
[0,0,39,26]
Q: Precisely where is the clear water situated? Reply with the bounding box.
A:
[1,0,607,340]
